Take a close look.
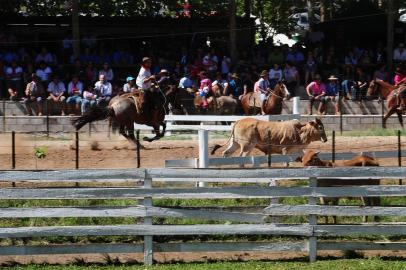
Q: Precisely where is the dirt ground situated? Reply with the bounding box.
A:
[0,133,404,169]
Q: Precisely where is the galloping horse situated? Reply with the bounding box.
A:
[367,79,406,128]
[240,82,290,115]
[72,88,170,144]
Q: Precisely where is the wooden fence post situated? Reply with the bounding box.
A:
[308,177,317,262]
[46,100,50,137]
[143,177,153,265]
[136,130,141,168]
[267,130,272,168]
[381,100,385,129]
[11,131,16,170]
[75,131,79,169]
[398,130,402,185]
[332,130,336,163]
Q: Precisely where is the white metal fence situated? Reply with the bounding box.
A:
[0,167,406,265]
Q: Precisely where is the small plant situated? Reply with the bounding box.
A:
[34,147,47,159]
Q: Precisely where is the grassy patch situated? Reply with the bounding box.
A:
[4,259,406,270]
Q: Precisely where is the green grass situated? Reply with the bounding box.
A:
[4,259,406,270]
[336,128,404,137]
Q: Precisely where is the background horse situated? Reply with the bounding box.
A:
[367,79,405,128]
[72,89,169,144]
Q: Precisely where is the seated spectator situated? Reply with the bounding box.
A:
[178,73,195,92]
[323,75,341,115]
[99,62,114,82]
[306,74,326,115]
[6,60,23,101]
[94,74,112,106]
[47,75,66,115]
[81,85,98,114]
[254,70,270,114]
[373,63,389,82]
[268,63,283,90]
[353,67,369,101]
[394,43,406,62]
[123,76,136,93]
[283,62,299,97]
[35,47,54,64]
[212,72,228,96]
[66,75,83,115]
[197,71,212,108]
[35,61,52,84]
[341,65,355,100]
[24,74,45,116]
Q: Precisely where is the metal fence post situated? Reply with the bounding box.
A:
[136,130,141,168]
[198,128,209,187]
[75,131,79,169]
[339,112,343,135]
[292,96,300,115]
[143,176,153,265]
[381,100,385,129]
[267,130,272,168]
[308,177,317,262]
[332,130,336,163]
[46,100,50,137]
[398,130,402,185]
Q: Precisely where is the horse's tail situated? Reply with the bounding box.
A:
[72,105,113,130]
[210,122,236,155]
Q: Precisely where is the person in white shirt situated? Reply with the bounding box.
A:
[254,70,271,115]
[6,60,23,100]
[66,75,83,114]
[35,61,52,83]
[99,62,114,82]
[394,43,406,62]
[268,63,283,90]
[47,75,66,115]
[136,57,155,90]
[178,73,195,92]
[94,74,112,106]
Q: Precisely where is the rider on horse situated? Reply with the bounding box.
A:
[136,57,164,124]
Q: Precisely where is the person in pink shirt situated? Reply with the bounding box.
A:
[306,74,326,115]
[394,67,406,86]
[198,71,212,108]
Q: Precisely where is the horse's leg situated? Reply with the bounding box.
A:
[383,106,398,129]
[396,109,404,128]
[160,121,166,137]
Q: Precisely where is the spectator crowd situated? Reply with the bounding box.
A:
[1,30,406,116]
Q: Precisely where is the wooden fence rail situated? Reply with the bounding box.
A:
[0,167,406,265]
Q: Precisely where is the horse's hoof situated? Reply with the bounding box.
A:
[143,137,153,142]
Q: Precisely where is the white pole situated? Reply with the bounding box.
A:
[292,96,300,115]
[198,128,209,187]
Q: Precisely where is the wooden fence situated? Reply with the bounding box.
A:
[0,167,406,265]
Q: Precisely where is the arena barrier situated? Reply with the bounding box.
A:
[0,167,405,265]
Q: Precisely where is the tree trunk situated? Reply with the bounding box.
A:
[307,0,313,28]
[387,0,394,70]
[71,0,80,59]
[229,0,238,63]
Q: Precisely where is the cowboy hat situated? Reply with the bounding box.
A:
[328,75,338,80]
[260,70,268,77]
[231,72,239,79]
[159,69,169,74]
[142,57,151,63]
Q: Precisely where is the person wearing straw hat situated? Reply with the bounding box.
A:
[157,69,171,89]
[136,57,155,91]
[323,75,341,115]
[254,70,270,114]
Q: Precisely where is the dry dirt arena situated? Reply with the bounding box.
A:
[0,132,405,264]
[0,132,404,169]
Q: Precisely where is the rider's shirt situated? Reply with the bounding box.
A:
[136,66,151,90]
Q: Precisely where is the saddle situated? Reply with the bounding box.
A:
[126,90,145,115]
[248,92,263,108]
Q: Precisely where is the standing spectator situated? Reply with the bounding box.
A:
[306,74,326,115]
[35,47,54,64]
[24,74,45,116]
[283,62,299,97]
[94,74,112,106]
[85,61,98,84]
[0,60,6,99]
[324,75,341,115]
[221,55,231,78]
[47,75,66,115]
[202,51,218,75]
[6,60,23,100]
[394,43,406,62]
[304,51,317,85]
[353,67,369,101]
[35,61,52,84]
[254,70,270,114]
[123,76,136,93]
[66,75,83,114]
[268,63,283,90]
[99,62,114,82]
[81,85,98,114]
